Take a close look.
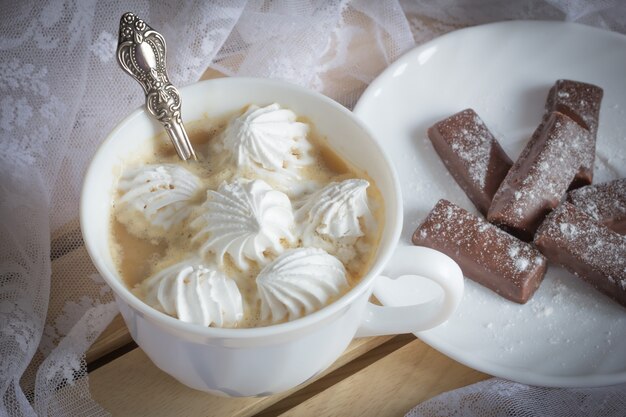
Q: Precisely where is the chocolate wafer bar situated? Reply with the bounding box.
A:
[428,109,513,215]
[543,80,603,189]
[488,111,587,241]
[412,199,547,304]
[566,178,626,235]
[534,202,626,308]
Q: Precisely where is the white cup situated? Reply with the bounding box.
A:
[81,78,464,397]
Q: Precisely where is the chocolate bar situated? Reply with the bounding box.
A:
[543,80,603,189]
[567,178,626,235]
[412,199,547,304]
[534,202,626,308]
[488,111,587,241]
[428,109,513,215]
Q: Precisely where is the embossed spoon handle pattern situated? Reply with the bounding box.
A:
[116,12,197,161]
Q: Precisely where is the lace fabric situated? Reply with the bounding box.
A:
[407,378,626,417]
[0,1,624,416]
[1,2,245,415]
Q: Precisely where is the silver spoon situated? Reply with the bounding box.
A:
[116,12,197,161]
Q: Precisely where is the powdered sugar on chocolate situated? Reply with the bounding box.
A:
[447,116,492,189]
[488,111,588,240]
[428,109,512,215]
[567,178,626,234]
[535,202,626,307]
[543,80,603,188]
[413,199,547,303]
[548,79,603,136]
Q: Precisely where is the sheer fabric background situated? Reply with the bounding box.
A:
[0,1,624,416]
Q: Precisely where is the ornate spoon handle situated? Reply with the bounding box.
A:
[116,12,197,161]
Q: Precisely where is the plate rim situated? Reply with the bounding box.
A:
[354,20,626,114]
[354,20,626,387]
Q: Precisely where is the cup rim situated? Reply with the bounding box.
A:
[80,77,403,339]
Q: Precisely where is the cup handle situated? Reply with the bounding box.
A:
[355,245,464,337]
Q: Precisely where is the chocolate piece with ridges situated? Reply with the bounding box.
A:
[487,111,587,241]
[544,80,603,189]
[412,199,547,304]
[428,109,513,215]
[534,202,626,308]
[567,178,626,235]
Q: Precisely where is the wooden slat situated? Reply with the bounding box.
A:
[200,67,226,80]
[279,339,490,417]
[86,315,133,364]
[258,334,416,417]
[89,336,392,417]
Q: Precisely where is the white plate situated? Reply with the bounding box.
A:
[354,21,626,387]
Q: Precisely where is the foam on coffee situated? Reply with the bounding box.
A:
[110,104,384,328]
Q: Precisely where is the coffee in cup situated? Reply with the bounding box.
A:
[110,103,385,328]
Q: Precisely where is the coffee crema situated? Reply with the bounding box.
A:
[110,104,384,328]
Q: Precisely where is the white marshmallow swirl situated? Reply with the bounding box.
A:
[220,103,318,197]
[140,260,243,327]
[257,248,348,322]
[295,179,373,246]
[223,103,311,172]
[191,179,295,270]
[118,164,202,230]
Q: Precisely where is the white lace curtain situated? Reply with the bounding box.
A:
[1,1,625,416]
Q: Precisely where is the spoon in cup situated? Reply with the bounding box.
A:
[116,12,197,161]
